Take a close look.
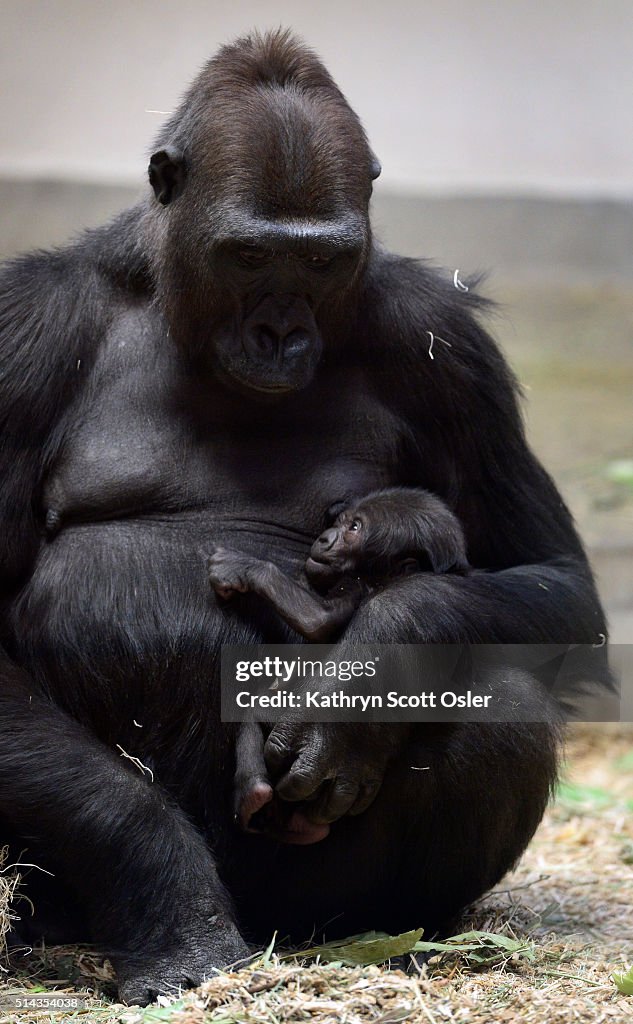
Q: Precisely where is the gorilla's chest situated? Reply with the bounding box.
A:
[42,326,405,546]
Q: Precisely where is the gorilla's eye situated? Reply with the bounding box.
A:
[347,519,362,533]
[238,248,270,267]
[305,254,334,269]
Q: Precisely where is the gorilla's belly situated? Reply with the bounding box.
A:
[20,381,400,740]
[9,514,312,737]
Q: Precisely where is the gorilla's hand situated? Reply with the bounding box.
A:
[116,911,249,1006]
[207,545,261,599]
[264,722,410,824]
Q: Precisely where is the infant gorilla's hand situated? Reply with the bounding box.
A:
[207,545,257,599]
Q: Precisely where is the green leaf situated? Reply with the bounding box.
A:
[137,1000,187,1022]
[556,780,633,813]
[615,751,633,772]
[556,780,613,807]
[414,930,535,964]
[261,931,277,966]
[289,927,534,971]
[605,460,633,489]
[614,965,633,995]
[311,928,424,966]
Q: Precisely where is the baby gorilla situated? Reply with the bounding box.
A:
[208,487,470,639]
[208,487,470,843]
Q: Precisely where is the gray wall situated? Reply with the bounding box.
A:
[2,0,632,279]
[1,0,632,197]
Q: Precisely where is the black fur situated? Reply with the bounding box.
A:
[350,487,470,576]
[206,486,471,643]
[0,29,607,1005]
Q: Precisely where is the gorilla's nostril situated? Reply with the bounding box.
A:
[255,325,279,356]
[283,329,310,356]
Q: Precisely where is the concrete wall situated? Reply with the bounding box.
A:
[1,0,632,197]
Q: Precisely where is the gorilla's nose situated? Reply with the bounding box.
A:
[313,528,337,552]
[246,323,312,363]
[242,294,319,367]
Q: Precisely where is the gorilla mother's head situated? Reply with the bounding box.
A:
[147,29,381,397]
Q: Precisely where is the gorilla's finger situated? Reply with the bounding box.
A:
[348,778,382,816]
[308,775,361,823]
[263,727,299,778]
[275,755,329,802]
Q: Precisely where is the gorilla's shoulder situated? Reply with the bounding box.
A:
[361,246,504,371]
[0,205,154,422]
[364,246,491,322]
[0,203,152,310]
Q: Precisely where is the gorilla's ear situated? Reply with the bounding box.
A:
[148,148,186,205]
[394,557,420,577]
[425,538,471,576]
[369,151,382,181]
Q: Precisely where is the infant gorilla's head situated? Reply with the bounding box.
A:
[305,487,470,588]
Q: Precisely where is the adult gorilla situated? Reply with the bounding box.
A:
[0,30,605,1003]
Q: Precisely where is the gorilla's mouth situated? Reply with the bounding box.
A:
[244,379,298,394]
[236,357,319,396]
[214,352,318,398]
[213,358,303,398]
[306,554,329,567]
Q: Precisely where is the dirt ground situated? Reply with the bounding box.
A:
[1,724,632,1023]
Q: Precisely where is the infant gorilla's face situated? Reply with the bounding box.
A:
[305,508,366,587]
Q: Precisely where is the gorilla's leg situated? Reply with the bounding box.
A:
[229,711,557,941]
[334,582,560,930]
[380,720,558,934]
[259,575,562,935]
[0,651,248,1004]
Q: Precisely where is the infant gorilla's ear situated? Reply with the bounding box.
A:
[323,499,351,525]
[395,557,420,576]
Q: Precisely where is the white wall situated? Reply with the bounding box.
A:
[1,0,632,197]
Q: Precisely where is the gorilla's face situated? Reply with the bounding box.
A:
[148,77,378,396]
[203,230,363,396]
[305,508,366,586]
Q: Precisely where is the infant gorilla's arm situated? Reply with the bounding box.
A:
[207,488,470,642]
[207,547,363,641]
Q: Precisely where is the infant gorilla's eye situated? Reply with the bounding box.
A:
[348,519,362,533]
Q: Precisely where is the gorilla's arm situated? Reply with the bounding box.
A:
[262,257,607,824]
[207,545,363,641]
[362,255,606,643]
[0,251,90,583]
[0,242,247,1003]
